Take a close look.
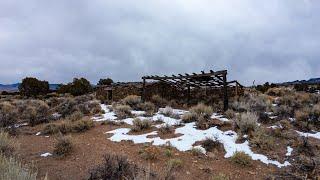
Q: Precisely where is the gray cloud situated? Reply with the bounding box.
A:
[0,0,319,85]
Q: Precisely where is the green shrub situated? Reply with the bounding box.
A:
[57,78,92,96]
[0,154,37,180]
[131,118,152,132]
[230,152,252,167]
[97,78,113,86]
[164,149,172,157]
[53,135,73,157]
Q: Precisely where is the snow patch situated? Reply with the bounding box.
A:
[296,130,320,140]
[211,113,230,122]
[286,146,293,156]
[107,122,290,168]
[40,152,52,157]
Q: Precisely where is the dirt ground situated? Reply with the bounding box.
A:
[15,122,279,180]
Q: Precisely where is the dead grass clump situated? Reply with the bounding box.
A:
[53,135,73,157]
[181,112,198,123]
[160,106,174,117]
[266,87,292,97]
[43,118,94,134]
[294,108,314,131]
[0,101,18,127]
[295,137,315,157]
[0,131,17,157]
[89,154,155,180]
[230,152,252,167]
[233,112,258,135]
[201,138,223,152]
[190,103,213,119]
[250,128,275,150]
[131,118,152,132]
[114,105,132,119]
[272,104,293,118]
[122,95,141,109]
[0,154,37,180]
[158,124,173,134]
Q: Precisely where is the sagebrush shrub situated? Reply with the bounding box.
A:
[158,124,173,134]
[190,103,213,119]
[201,138,222,152]
[88,154,153,180]
[53,135,73,157]
[181,112,198,123]
[230,152,252,167]
[122,95,141,109]
[233,112,258,134]
[114,105,132,119]
[0,102,18,127]
[250,128,275,150]
[131,118,152,132]
[138,102,156,116]
[160,106,174,117]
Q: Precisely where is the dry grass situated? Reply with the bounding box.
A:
[0,131,17,157]
[139,146,160,160]
[0,154,37,180]
[43,118,94,134]
[190,147,203,156]
[166,158,183,170]
[151,95,168,107]
[230,152,252,167]
[131,118,152,132]
[53,135,73,157]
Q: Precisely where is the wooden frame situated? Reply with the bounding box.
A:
[142,70,243,111]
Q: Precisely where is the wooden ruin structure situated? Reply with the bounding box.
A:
[96,70,243,111]
[142,70,243,111]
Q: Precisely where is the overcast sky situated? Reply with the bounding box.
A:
[0,0,319,85]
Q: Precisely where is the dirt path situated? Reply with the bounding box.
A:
[16,123,278,180]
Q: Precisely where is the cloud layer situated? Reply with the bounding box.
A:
[0,0,319,85]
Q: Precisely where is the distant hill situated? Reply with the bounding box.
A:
[279,78,320,86]
[0,83,60,92]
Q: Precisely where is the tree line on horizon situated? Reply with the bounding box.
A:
[15,77,114,97]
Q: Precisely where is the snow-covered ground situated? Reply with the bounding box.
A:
[95,104,292,168]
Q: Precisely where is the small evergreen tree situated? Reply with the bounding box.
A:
[97,78,113,86]
[19,77,49,97]
[57,78,92,96]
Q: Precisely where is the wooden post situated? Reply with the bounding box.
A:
[235,82,239,97]
[142,78,146,102]
[223,73,228,111]
[187,85,191,104]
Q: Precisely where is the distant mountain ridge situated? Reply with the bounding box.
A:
[279,78,320,85]
[0,83,60,92]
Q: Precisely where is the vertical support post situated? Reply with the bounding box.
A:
[142,78,146,102]
[223,73,228,111]
[235,82,239,97]
[187,85,191,104]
